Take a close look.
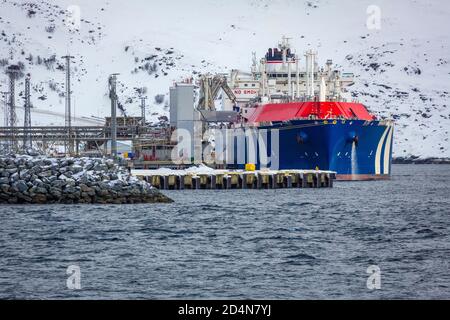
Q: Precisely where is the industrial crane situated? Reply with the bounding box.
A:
[198,74,236,111]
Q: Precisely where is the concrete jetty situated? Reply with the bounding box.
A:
[132,169,335,190]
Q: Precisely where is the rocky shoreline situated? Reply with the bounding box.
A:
[0,155,173,204]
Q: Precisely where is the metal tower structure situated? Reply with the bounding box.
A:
[108,74,119,157]
[140,96,147,126]
[23,75,32,151]
[62,55,74,155]
[1,91,9,153]
[6,65,20,153]
[1,91,9,127]
[278,35,292,67]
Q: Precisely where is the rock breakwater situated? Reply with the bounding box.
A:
[0,155,172,204]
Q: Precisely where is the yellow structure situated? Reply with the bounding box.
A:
[245,163,256,171]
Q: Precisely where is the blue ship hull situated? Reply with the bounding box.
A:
[227,119,394,180]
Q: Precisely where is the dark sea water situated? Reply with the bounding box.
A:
[0,165,449,299]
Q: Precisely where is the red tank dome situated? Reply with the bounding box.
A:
[247,101,376,123]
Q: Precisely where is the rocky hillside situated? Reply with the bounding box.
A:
[0,0,449,158]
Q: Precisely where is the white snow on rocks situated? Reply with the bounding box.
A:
[0,155,172,204]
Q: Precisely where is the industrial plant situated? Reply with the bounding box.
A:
[1,37,393,181]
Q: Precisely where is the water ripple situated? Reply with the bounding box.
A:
[0,165,449,299]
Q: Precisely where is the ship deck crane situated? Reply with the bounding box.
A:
[198,75,236,111]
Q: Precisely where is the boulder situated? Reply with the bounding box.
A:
[14,180,29,193]
[10,172,19,182]
[32,194,47,204]
[0,184,10,193]
[71,165,83,174]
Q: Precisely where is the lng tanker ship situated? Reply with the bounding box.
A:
[222,37,394,180]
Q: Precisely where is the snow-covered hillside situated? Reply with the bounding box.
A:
[0,0,449,158]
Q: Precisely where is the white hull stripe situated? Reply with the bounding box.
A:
[375,125,390,175]
[383,125,394,174]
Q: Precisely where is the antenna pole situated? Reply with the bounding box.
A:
[109,74,119,157]
[62,55,75,155]
[140,96,147,126]
[23,75,32,151]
